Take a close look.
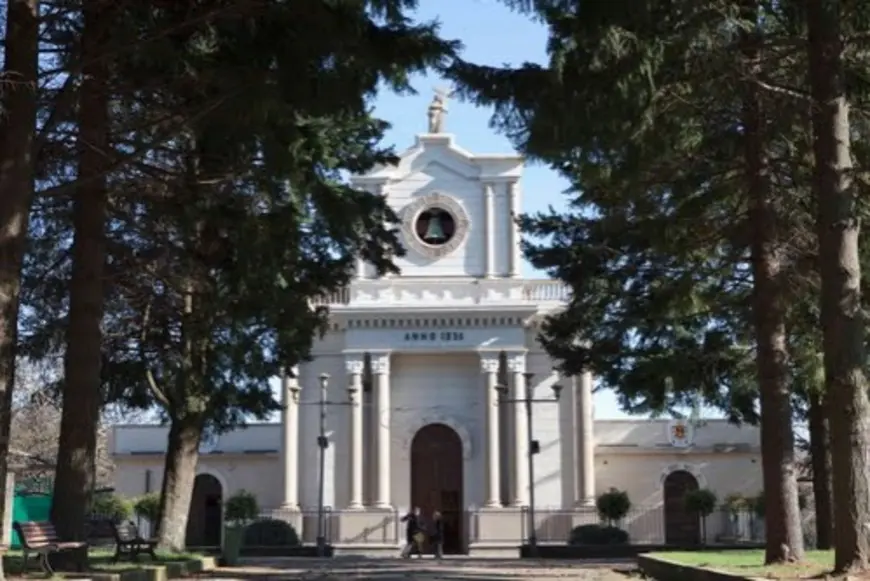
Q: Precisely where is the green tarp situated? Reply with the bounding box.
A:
[11,495,51,548]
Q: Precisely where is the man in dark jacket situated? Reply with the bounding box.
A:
[430,510,445,559]
[400,507,423,558]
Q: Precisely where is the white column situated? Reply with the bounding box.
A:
[345,357,365,509]
[577,370,596,506]
[484,182,495,278]
[480,354,501,508]
[356,257,367,280]
[372,353,392,508]
[507,181,521,278]
[280,369,300,509]
[375,183,392,279]
[508,353,529,506]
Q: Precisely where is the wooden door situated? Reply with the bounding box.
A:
[186,474,223,547]
[664,470,701,545]
[410,423,464,554]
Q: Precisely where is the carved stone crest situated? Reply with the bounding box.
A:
[401,193,470,259]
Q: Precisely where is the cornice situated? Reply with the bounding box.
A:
[596,444,760,456]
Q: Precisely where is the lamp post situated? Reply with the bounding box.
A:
[496,371,562,557]
[296,372,358,557]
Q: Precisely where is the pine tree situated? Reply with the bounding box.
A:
[806,0,870,570]
[449,0,811,561]
[0,3,40,577]
[19,0,458,552]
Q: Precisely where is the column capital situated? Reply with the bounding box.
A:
[480,354,499,374]
[506,353,526,374]
[371,353,391,375]
[345,355,364,376]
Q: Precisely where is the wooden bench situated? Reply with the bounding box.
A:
[13,520,87,576]
[109,521,157,563]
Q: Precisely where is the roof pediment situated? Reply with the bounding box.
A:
[351,133,522,186]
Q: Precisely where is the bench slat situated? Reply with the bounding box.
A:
[16,521,61,548]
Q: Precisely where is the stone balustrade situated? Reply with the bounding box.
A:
[311,279,569,308]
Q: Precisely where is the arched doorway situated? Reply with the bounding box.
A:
[663,470,701,545]
[410,423,464,554]
[186,474,223,547]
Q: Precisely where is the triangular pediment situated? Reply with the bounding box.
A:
[351,134,479,185]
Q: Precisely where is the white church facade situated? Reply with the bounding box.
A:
[112,102,765,555]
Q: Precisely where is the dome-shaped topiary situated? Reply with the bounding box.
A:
[567,524,629,545]
[243,519,300,547]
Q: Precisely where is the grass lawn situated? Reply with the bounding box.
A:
[650,550,835,579]
[3,547,203,576]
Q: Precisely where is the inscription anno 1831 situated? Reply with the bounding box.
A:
[404,331,465,342]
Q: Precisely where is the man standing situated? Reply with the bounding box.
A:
[400,507,423,559]
[430,510,445,559]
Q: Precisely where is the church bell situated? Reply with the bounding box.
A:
[423,213,446,241]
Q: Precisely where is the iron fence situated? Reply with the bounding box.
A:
[514,506,769,545]
[151,503,820,548]
[255,505,775,547]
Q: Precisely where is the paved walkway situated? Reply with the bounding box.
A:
[207,557,635,580]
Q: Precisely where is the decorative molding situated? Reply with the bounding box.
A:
[480,355,499,374]
[345,357,364,376]
[195,467,229,497]
[400,192,470,259]
[659,462,707,488]
[400,415,473,461]
[507,353,526,374]
[371,354,391,375]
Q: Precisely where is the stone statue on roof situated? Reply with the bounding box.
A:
[428,85,454,133]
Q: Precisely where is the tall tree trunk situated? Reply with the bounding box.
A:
[807,389,833,550]
[156,416,204,552]
[0,2,40,579]
[50,0,112,544]
[807,0,870,571]
[742,0,804,563]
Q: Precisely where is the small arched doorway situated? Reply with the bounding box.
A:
[410,423,464,554]
[186,474,223,547]
[663,470,701,545]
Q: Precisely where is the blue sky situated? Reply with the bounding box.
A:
[369,1,641,420]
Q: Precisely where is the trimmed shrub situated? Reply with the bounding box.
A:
[91,492,133,523]
[133,492,161,523]
[568,524,629,545]
[225,490,259,527]
[721,493,749,514]
[596,488,631,525]
[685,488,718,544]
[243,518,301,547]
[685,488,717,517]
[751,492,765,518]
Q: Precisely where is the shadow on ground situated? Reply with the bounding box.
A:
[204,556,636,580]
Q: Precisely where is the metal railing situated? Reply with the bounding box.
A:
[238,504,824,547]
